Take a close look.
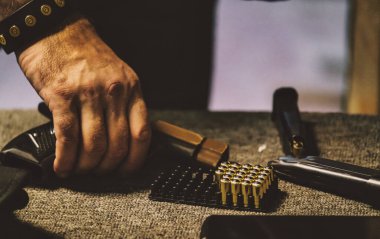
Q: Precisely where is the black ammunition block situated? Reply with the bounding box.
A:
[149,162,280,212]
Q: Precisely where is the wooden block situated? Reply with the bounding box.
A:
[347,0,380,115]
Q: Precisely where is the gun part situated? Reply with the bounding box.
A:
[151,120,229,168]
[269,156,380,206]
[0,122,55,174]
[272,88,306,158]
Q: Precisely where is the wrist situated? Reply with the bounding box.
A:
[17,15,95,66]
[17,14,92,53]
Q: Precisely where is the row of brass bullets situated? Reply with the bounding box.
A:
[215,162,275,209]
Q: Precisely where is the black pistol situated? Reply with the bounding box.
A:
[0,122,56,177]
[269,88,380,207]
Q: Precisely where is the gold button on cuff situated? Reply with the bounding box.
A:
[25,15,37,27]
[9,25,21,38]
[41,5,52,16]
[0,35,6,46]
[54,0,65,8]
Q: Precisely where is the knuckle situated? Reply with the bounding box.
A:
[40,89,74,113]
[106,80,124,97]
[124,71,140,91]
[128,70,139,83]
[23,66,38,80]
[121,63,139,81]
[59,135,77,145]
[108,65,140,95]
[80,82,101,100]
[38,88,51,105]
[54,115,77,142]
[83,129,107,156]
[132,125,151,144]
[52,85,76,101]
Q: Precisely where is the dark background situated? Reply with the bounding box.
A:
[77,1,217,109]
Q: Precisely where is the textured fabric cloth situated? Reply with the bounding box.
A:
[0,110,379,238]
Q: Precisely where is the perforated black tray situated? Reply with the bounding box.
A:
[149,164,280,212]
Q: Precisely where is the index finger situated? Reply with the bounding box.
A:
[51,102,80,177]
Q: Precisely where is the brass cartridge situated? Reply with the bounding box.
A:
[244,174,257,182]
[220,161,230,168]
[251,182,261,209]
[232,176,244,183]
[230,179,241,207]
[214,169,225,185]
[248,168,260,176]
[213,162,277,210]
[218,165,229,172]
[225,168,237,176]
[222,173,234,180]
[241,180,252,208]
[266,172,272,187]
[258,174,268,191]
[242,164,253,171]
[254,165,264,171]
[220,178,231,205]
[256,178,265,198]
[234,171,246,178]
[265,167,274,181]
[229,162,241,168]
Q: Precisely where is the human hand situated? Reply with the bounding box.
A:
[16,17,151,177]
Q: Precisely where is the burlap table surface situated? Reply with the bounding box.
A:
[0,110,379,238]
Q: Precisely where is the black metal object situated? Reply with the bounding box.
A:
[270,87,380,208]
[0,122,55,176]
[201,215,380,239]
[271,88,306,158]
[149,163,280,212]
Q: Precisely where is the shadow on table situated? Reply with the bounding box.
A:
[33,150,178,194]
[29,150,289,213]
[0,213,62,239]
[0,151,178,239]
